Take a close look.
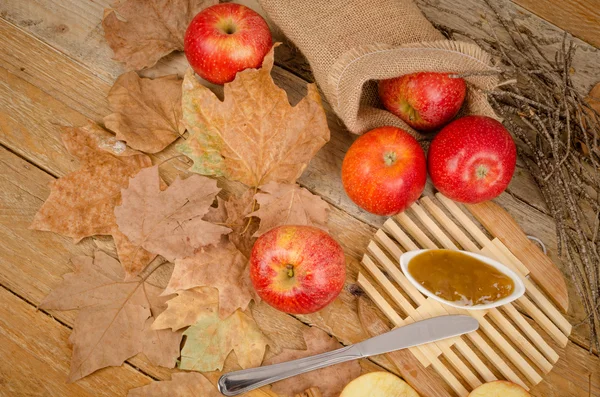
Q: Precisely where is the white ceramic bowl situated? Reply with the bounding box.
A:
[400,249,526,310]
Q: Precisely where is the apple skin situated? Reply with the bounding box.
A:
[341,126,427,216]
[378,72,466,131]
[184,3,272,85]
[428,116,517,203]
[249,225,346,315]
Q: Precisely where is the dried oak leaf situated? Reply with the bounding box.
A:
[104,71,184,153]
[250,182,329,237]
[102,0,217,70]
[264,327,361,397]
[40,251,183,382]
[162,240,255,318]
[115,165,231,261]
[179,309,270,371]
[152,287,218,331]
[177,46,330,187]
[128,372,222,397]
[30,122,156,279]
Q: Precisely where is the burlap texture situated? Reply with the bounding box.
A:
[257,0,499,137]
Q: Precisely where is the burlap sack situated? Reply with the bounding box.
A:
[257,0,499,137]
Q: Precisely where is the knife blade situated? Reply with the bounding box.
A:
[217,315,479,396]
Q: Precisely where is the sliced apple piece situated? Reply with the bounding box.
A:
[468,381,531,397]
[340,372,419,397]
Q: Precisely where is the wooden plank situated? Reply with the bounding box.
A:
[0,286,152,396]
[511,0,600,48]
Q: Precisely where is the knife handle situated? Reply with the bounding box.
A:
[217,344,361,396]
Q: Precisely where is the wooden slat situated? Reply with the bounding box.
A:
[357,274,470,397]
[420,196,480,252]
[383,218,419,251]
[395,212,438,249]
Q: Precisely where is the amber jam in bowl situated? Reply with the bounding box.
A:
[400,249,525,310]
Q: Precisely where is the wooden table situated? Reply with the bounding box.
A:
[0,0,599,396]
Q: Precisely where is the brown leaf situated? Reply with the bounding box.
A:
[203,196,228,224]
[114,165,231,261]
[104,72,184,153]
[264,327,361,397]
[586,82,600,112]
[30,122,156,279]
[152,287,219,331]
[180,309,270,371]
[162,240,255,318]
[102,0,217,70]
[225,189,258,257]
[251,182,329,237]
[177,46,330,187]
[40,251,183,382]
[128,372,222,397]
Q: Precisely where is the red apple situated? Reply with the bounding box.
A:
[249,225,346,314]
[341,126,426,216]
[378,72,466,131]
[184,3,272,85]
[428,116,517,203]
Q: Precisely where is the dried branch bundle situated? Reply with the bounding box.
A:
[427,0,600,350]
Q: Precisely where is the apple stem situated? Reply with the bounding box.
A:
[476,164,489,179]
[383,151,397,166]
[286,264,294,278]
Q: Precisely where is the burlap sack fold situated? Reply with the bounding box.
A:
[257,0,499,137]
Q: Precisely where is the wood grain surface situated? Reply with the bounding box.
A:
[512,0,600,48]
[0,0,599,395]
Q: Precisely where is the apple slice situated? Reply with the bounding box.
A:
[468,381,531,397]
[340,372,419,397]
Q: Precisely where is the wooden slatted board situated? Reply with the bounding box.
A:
[357,193,573,396]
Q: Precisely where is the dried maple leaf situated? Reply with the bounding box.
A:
[264,327,361,397]
[115,165,231,261]
[30,122,156,279]
[128,372,222,397]
[152,287,219,331]
[225,190,258,257]
[40,251,183,382]
[162,240,255,318]
[104,71,184,153]
[179,309,270,371]
[250,182,329,237]
[102,0,217,70]
[177,46,330,187]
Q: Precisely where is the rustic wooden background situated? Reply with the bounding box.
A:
[0,0,599,396]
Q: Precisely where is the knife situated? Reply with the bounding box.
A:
[217,315,479,396]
